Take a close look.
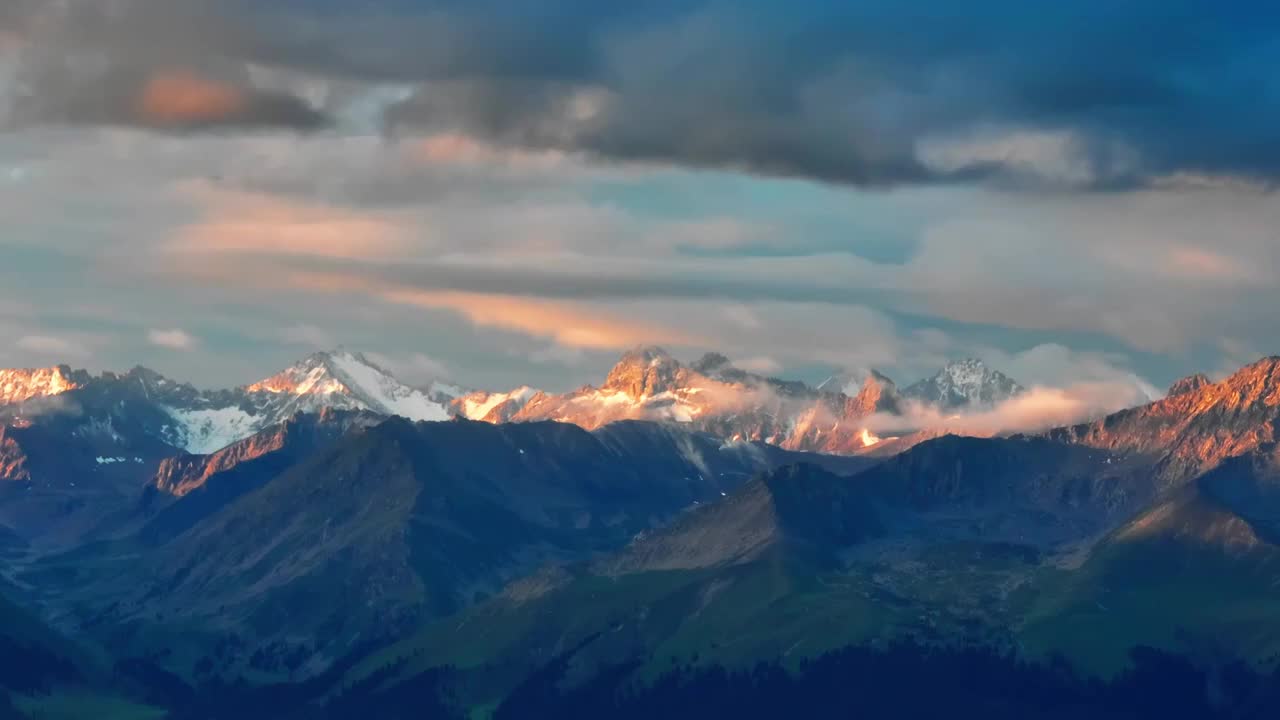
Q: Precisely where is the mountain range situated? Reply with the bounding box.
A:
[457,347,1030,455]
[3,349,1280,717]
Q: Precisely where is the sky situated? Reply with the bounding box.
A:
[0,1,1277,395]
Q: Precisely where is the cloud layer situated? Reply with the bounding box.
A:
[5,1,1280,187]
[0,2,1276,399]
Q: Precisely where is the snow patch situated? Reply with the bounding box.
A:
[327,351,450,422]
[463,386,537,420]
[166,405,260,454]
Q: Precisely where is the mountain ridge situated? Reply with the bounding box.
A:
[0,346,1098,459]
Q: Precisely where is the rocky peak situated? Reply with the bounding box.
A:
[1155,357,1280,414]
[245,351,347,395]
[1217,356,1280,404]
[849,370,902,416]
[902,358,1025,410]
[602,346,685,398]
[1048,356,1280,488]
[1167,373,1212,398]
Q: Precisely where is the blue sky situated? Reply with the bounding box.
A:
[0,1,1276,394]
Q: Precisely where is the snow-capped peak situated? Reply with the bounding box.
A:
[246,350,451,422]
[164,350,453,455]
[902,359,1024,410]
[245,350,351,395]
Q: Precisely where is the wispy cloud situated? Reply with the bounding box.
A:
[382,289,700,351]
[148,328,197,350]
[170,184,409,260]
[16,334,88,358]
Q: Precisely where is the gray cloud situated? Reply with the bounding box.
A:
[1,118,1275,392]
[1,1,326,132]
[7,1,1280,187]
[7,63,327,131]
[282,1,1280,189]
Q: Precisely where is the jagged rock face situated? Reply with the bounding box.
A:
[849,370,902,415]
[0,427,30,482]
[902,359,1024,410]
[601,346,688,398]
[1049,357,1280,488]
[1167,373,1212,397]
[0,365,90,405]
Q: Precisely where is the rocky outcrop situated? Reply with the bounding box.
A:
[0,365,89,406]
[1167,373,1212,398]
[1049,357,1280,487]
[0,427,30,482]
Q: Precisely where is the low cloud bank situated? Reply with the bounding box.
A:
[869,381,1159,439]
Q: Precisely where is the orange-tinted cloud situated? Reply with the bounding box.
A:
[171,185,408,260]
[412,133,568,169]
[382,288,698,350]
[136,70,247,127]
[1164,246,1259,282]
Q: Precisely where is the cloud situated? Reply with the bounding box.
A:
[1161,247,1262,283]
[915,129,1137,189]
[148,328,197,350]
[7,62,327,132]
[170,184,408,259]
[413,133,570,170]
[1,98,1275,393]
[364,351,451,386]
[977,343,1159,396]
[734,355,782,375]
[11,393,82,419]
[867,381,1156,439]
[364,2,1280,189]
[382,289,700,351]
[16,334,87,358]
[1,2,326,132]
[8,1,1280,187]
[281,324,334,348]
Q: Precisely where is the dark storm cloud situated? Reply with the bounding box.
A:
[311,0,1280,188]
[8,1,1280,187]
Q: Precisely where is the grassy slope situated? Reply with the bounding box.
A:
[1019,495,1280,675]
[341,540,1049,709]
